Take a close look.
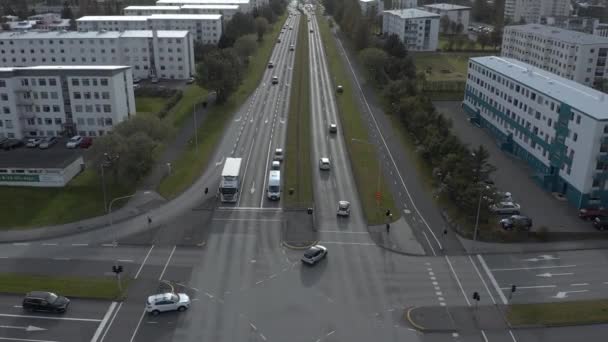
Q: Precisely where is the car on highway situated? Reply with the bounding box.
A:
[329,123,337,133]
[289,44,295,51]
[301,245,327,265]
[273,148,284,161]
[2,139,24,150]
[490,201,520,215]
[66,135,82,148]
[277,38,281,43]
[80,136,93,148]
[22,291,70,313]
[268,61,274,68]
[579,206,608,221]
[272,76,279,84]
[593,216,608,230]
[336,85,343,93]
[499,215,532,231]
[25,137,43,148]
[39,136,58,149]
[319,157,330,170]
[309,29,313,33]
[146,292,191,316]
[271,161,281,170]
[337,200,350,216]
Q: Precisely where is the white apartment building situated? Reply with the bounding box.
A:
[77,14,223,44]
[501,24,608,89]
[595,23,608,38]
[463,56,608,209]
[359,0,384,16]
[156,0,253,13]
[504,0,570,24]
[0,65,135,140]
[0,30,196,80]
[423,3,470,34]
[124,4,238,20]
[27,13,71,30]
[382,9,439,51]
[387,0,417,10]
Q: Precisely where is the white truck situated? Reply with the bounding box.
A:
[219,158,242,203]
[267,170,281,200]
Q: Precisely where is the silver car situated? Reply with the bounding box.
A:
[337,201,351,216]
[146,293,191,316]
[301,245,327,265]
[39,137,58,149]
[490,201,521,215]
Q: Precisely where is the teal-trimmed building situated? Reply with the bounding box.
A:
[463,56,608,209]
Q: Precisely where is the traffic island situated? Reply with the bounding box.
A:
[405,306,457,333]
[507,300,608,327]
[282,209,318,249]
[406,305,510,333]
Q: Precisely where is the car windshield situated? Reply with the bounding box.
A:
[45,293,58,303]
[269,185,280,192]
[169,294,179,302]
[221,188,237,194]
[304,248,318,257]
[70,137,79,142]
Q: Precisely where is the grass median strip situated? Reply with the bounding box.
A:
[158,14,287,199]
[0,273,130,301]
[317,15,398,225]
[508,300,608,326]
[284,14,313,209]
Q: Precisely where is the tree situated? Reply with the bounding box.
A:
[353,20,371,50]
[196,49,242,103]
[113,115,168,143]
[255,17,269,41]
[490,27,502,49]
[269,0,286,16]
[260,5,276,24]
[470,145,496,184]
[119,132,157,183]
[440,15,451,34]
[383,33,407,58]
[234,34,257,62]
[466,38,476,50]
[454,37,466,51]
[455,23,464,35]
[224,12,256,42]
[359,47,388,86]
[449,21,458,34]
[477,32,490,50]
[472,0,491,22]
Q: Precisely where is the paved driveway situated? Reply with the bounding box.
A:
[434,101,594,233]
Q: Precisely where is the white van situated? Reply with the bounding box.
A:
[267,171,281,200]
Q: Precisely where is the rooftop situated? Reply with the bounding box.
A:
[0,65,129,72]
[424,3,471,11]
[123,5,181,10]
[156,0,250,4]
[77,16,149,21]
[383,8,440,19]
[471,56,608,120]
[180,4,240,8]
[0,30,189,39]
[505,24,608,45]
[149,13,223,19]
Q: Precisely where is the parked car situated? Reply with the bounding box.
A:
[65,135,83,148]
[329,123,337,133]
[151,77,159,84]
[301,245,327,265]
[186,77,195,84]
[79,137,93,149]
[39,136,58,149]
[319,157,330,170]
[22,291,70,313]
[500,215,532,231]
[490,201,520,215]
[2,139,24,150]
[277,38,281,43]
[579,206,608,221]
[594,216,608,230]
[146,293,191,316]
[337,200,351,217]
[273,148,284,161]
[309,29,313,33]
[25,138,43,148]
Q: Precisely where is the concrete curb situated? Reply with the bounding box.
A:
[282,240,318,250]
[405,307,426,331]
[368,232,428,257]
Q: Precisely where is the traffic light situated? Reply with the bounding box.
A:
[307,208,313,215]
[204,187,209,194]
[472,292,480,301]
[511,285,516,293]
[112,265,123,274]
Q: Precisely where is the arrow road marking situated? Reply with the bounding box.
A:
[215,157,225,166]
[553,290,588,299]
[235,116,242,122]
[536,272,574,278]
[491,264,576,271]
[524,255,559,262]
[0,325,46,332]
[250,181,255,194]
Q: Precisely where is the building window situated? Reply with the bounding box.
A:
[100,78,108,86]
[3,107,9,114]
[45,118,52,125]
[54,118,61,124]
[573,133,578,142]
[77,118,84,125]
[102,92,110,99]
[103,105,111,113]
[73,92,81,99]
[82,78,90,86]
[52,105,60,113]
[38,78,46,86]
[576,115,581,124]
[49,79,56,86]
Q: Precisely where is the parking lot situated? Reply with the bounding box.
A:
[0,137,86,169]
[434,101,595,233]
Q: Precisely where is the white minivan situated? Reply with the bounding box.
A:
[267,170,281,200]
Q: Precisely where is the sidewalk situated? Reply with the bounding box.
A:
[406,305,509,333]
[368,217,425,255]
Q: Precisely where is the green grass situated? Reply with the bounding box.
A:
[136,96,167,114]
[0,170,135,229]
[413,52,491,82]
[317,14,398,225]
[158,14,287,199]
[166,85,207,128]
[0,273,131,300]
[508,300,608,326]
[438,35,500,52]
[284,14,313,209]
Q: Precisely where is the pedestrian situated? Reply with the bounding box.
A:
[204,187,209,195]
[386,223,390,233]
[147,216,152,226]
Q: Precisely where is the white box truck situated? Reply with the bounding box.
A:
[267,170,281,200]
[220,158,242,203]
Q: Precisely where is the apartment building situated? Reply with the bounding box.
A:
[27,13,71,30]
[359,0,384,16]
[124,4,238,20]
[504,0,570,24]
[0,65,135,140]
[156,0,254,13]
[382,9,439,51]
[423,3,470,34]
[77,14,222,44]
[463,56,608,208]
[0,30,195,80]
[123,5,182,15]
[595,23,608,38]
[387,0,417,10]
[501,24,608,89]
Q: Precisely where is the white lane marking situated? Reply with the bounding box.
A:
[135,245,155,280]
[12,243,30,246]
[90,301,117,342]
[13,306,22,308]
[117,259,133,263]
[422,232,436,256]
[319,241,376,246]
[481,330,489,342]
[250,181,256,194]
[256,280,264,285]
[0,338,59,342]
[334,36,443,251]
[553,290,588,299]
[129,309,147,342]
[218,207,282,211]
[41,243,58,246]
[102,244,115,247]
[317,230,368,234]
[326,330,335,337]
[445,255,470,306]
[158,245,177,281]
[211,218,282,222]
[0,257,9,259]
[571,283,589,286]
[249,322,257,331]
[71,243,88,246]
[509,330,519,342]
[215,156,225,166]
[499,285,556,290]
[0,313,101,322]
[537,272,573,278]
[100,302,123,342]
[468,255,497,305]
[478,255,508,305]
[236,136,256,207]
[523,255,558,262]
[491,265,576,271]
[0,325,45,332]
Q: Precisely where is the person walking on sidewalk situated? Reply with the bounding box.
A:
[386,223,390,233]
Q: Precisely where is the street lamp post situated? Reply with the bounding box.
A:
[108,191,151,246]
[100,152,119,213]
[473,184,490,249]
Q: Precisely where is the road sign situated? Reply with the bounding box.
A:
[375,192,381,200]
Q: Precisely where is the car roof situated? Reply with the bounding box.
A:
[148,293,175,301]
[339,201,350,206]
[320,158,329,163]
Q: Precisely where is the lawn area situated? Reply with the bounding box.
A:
[0,169,135,229]
[136,96,167,114]
[158,14,287,199]
[166,85,207,128]
[0,273,130,300]
[438,35,500,52]
[413,52,490,82]
[317,15,398,225]
[508,300,608,326]
[284,14,313,209]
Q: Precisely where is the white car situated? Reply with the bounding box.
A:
[337,201,351,216]
[301,245,327,265]
[26,138,43,148]
[65,135,82,148]
[271,160,281,170]
[273,148,284,161]
[490,201,521,215]
[146,293,191,316]
[319,158,330,170]
[329,124,337,133]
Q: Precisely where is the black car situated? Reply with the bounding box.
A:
[22,291,70,313]
[2,139,24,150]
[500,215,532,231]
[594,216,608,231]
